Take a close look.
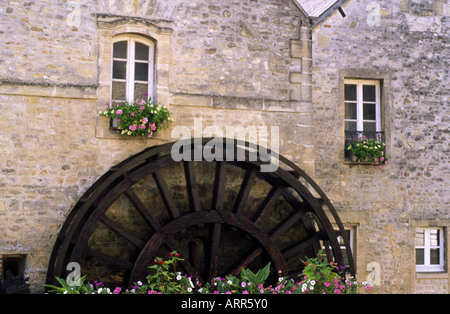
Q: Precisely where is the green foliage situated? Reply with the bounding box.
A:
[99,96,172,137]
[346,135,389,168]
[45,251,372,294]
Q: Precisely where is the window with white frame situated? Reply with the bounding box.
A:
[111,35,155,104]
[323,228,355,268]
[344,79,381,133]
[415,227,445,272]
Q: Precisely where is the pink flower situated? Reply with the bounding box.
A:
[139,124,146,129]
[334,289,342,294]
[116,109,123,115]
[149,123,157,131]
[129,125,137,131]
[242,291,248,294]
[379,166,383,170]
[130,112,136,116]
[148,131,153,138]
[142,117,148,124]
[380,157,385,162]
[324,282,331,287]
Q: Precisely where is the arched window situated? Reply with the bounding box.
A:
[111,36,155,103]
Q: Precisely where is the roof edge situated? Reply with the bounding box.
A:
[311,0,349,28]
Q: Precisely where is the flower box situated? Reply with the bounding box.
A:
[99,96,173,138]
[345,133,389,169]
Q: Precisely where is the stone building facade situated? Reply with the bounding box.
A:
[0,0,448,294]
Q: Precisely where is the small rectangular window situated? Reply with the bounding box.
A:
[415,228,445,272]
[111,36,154,104]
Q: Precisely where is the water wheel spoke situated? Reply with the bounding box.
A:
[233,167,257,216]
[251,184,282,225]
[125,188,161,231]
[153,170,179,219]
[281,232,323,259]
[207,223,222,280]
[269,202,308,239]
[100,215,146,249]
[85,247,134,270]
[184,161,201,212]
[226,246,264,277]
[212,161,227,211]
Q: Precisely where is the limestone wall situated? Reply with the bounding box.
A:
[0,0,314,293]
[311,0,449,294]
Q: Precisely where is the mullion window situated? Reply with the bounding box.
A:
[345,80,381,133]
[416,228,445,272]
[111,37,153,104]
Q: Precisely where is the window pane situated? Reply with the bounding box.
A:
[363,103,376,120]
[430,249,440,265]
[112,81,126,101]
[112,61,127,79]
[135,83,149,99]
[415,229,425,246]
[363,85,376,102]
[135,62,149,81]
[345,102,357,120]
[113,41,128,59]
[135,42,150,61]
[345,121,357,131]
[345,84,357,101]
[363,122,376,132]
[430,229,439,246]
[416,248,424,265]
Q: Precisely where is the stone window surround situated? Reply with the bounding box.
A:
[412,220,448,280]
[95,15,173,139]
[338,69,392,165]
[415,227,445,273]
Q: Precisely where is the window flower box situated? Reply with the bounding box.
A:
[345,132,389,169]
[99,96,172,138]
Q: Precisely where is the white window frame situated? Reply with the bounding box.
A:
[111,35,155,104]
[344,79,381,132]
[415,227,445,272]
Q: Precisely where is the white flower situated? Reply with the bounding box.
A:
[187,287,192,293]
[227,280,232,285]
[98,288,103,293]
[137,281,142,286]
[176,275,182,281]
[310,280,316,286]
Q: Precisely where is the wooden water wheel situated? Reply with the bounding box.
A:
[46,138,354,288]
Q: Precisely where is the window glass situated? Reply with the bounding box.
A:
[345,103,357,120]
[135,83,149,99]
[135,42,149,61]
[363,103,376,120]
[112,81,126,101]
[345,84,357,101]
[416,249,424,265]
[112,61,127,80]
[363,85,376,102]
[113,41,128,59]
[363,122,376,132]
[135,62,149,81]
[415,228,425,246]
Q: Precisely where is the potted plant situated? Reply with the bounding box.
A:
[345,135,389,169]
[99,96,173,138]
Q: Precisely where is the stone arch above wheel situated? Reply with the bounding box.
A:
[46,138,355,288]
